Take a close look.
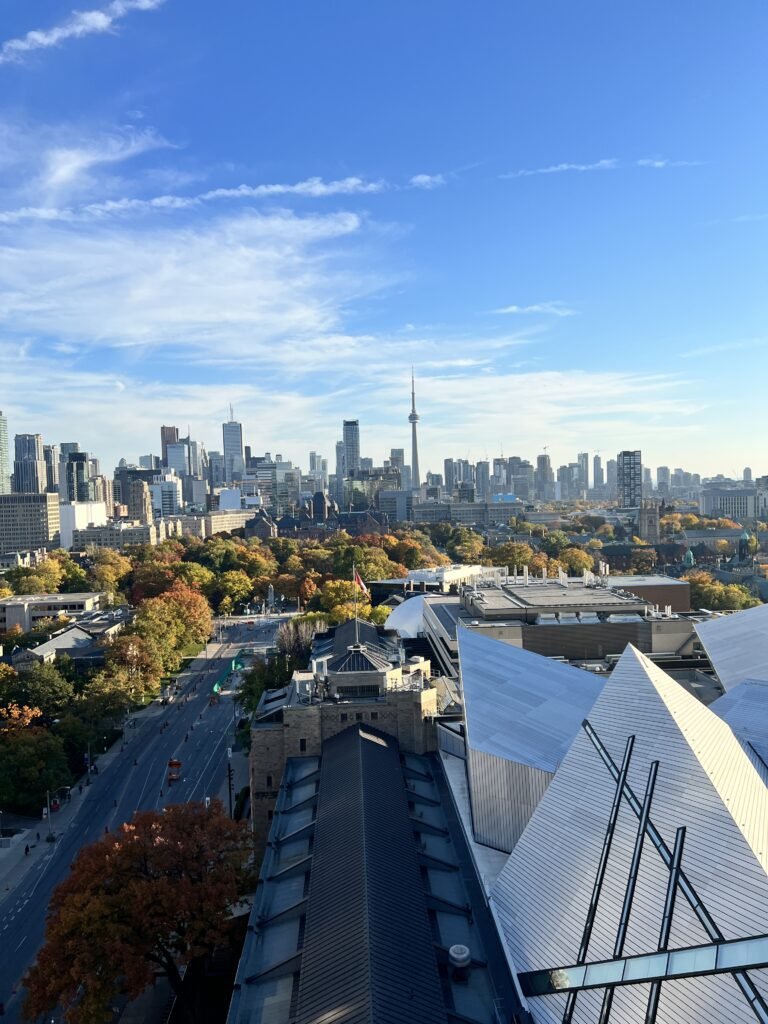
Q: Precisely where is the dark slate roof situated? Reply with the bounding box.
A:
[327,643,393,675]
[313,617,400,662]
[294,725,446,1024]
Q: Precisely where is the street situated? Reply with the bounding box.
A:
[0,614,284,1022]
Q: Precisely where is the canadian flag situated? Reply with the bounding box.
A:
[354,569,369,595]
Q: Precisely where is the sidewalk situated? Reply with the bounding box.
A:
[0,642,226,898]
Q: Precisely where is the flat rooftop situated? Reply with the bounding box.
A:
[464,580,648,618]
[0,591,104,605]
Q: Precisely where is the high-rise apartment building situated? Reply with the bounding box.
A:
[444,458,457,495]
[0,492,61,554]
[128,479,154,524]
[617,450,643,507]
[0,412,10,494]
[160,425,179,467]
[475,461,491,500]
[64,451,90,502]
[534,453,554,501]
[342,420,360,477]
[222,413,244,483]
[43,444,60,493]
[606,458,618,498]
[12,434,46,494]
[577,452,589,493]
[744,467,753,482]
[593,454,604,490]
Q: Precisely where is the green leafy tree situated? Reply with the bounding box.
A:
[538,530,572,558]
[0,726,71,813]
[87,549,132,594]
[216,569,254,609]
[559,547,596,574]
[445,528,486,563]
[683,570,760,610]
[0,662,74,718]
[492,541,534,571]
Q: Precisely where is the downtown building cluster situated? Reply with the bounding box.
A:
[0,389,767,559]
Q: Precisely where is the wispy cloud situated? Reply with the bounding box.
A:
[501,157,701,179]
[0,0,167,66]
[409,173,446,190]
[679,338,767,359]
[636,157,703,169]
[43,127,172,191]
[0,208,375,361]
[502,159,619,179]
[0,172,437,224]
[494,301,576,318]
[731,212,768,224]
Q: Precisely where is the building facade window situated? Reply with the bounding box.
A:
[340,713,348,723]
[299,737,306,752]
[370,711,378,720]
[266,775,272,788]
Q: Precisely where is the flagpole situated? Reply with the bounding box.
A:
[353,560,359,643]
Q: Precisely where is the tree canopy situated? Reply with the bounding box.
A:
[24,801,254,1024]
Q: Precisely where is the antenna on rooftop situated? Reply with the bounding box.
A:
[229,403,234,422]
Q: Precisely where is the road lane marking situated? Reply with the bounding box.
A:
[14,935,26,951]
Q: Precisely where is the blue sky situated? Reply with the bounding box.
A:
[0,0,766,480]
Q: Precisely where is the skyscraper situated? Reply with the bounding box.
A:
[222,409,244,483]
[0,411,10,495]
[13,434,46,494]
[160,425,179,467]
[44,444,60,493]
[64,451,90,502]
[593,454,604,489]
[617,450,643,507]
[409,372,421,489]
[342,420,360,477]
[577,452,589,493]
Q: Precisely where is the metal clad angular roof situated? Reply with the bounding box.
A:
[694,602,768,690]
[294,725,446,1024]
[490,645,768,1024]
[458,626,605,773]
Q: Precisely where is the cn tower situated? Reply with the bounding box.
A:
[409,370,421,489]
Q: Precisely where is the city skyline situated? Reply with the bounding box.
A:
[0,398,754,487]
[1,2,767,476]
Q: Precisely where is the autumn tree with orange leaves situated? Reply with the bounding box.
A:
[24,801,254,1024]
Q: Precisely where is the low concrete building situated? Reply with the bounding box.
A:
[0,591,106,633]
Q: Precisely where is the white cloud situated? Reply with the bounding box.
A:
[0,0,167,66]
[0,174,406,223]
[501,157,700,179]
[679,338,767,359]
[0,339,706,480]
[502,159,619,179]
[409,174,446,190]
[636,157,703,169]
[495,302,576,317]
[0,208,378,362]
[43,127,173,191]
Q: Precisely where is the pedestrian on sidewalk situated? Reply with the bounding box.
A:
[24,844,29,856]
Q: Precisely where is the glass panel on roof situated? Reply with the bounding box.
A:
[717,936,768,970]
[668,945,717,975]
[585,959,624,986]
[622,952,668,981]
